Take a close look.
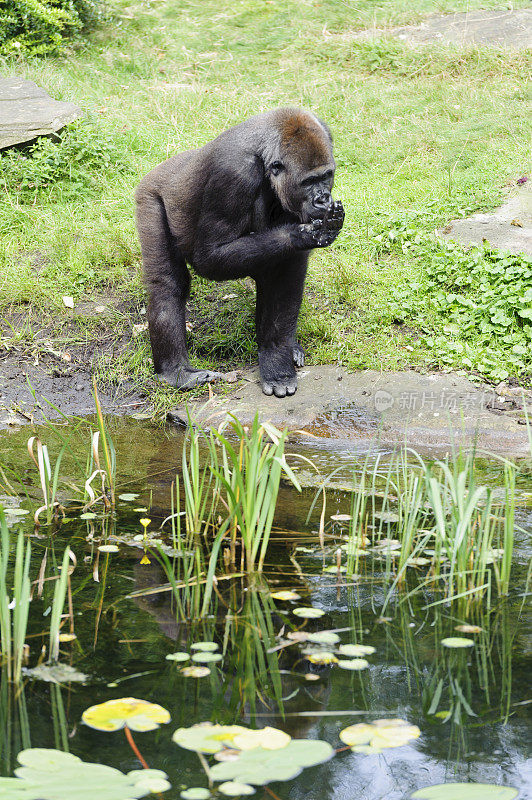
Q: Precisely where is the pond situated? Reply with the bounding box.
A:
[0,415,530,800]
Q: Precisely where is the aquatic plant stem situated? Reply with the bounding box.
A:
[265,787,283,800]
[124,725,150,770]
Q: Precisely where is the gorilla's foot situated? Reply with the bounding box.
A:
[292,343,305,368]
[261,376,298,398]
[158,367,224,390]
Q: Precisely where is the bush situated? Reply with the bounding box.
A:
[0,0,103,56]
[0,120,130,202]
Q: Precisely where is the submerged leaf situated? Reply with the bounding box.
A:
[24,663,88,684]
[180,789,211,799]
[82,697,170,732]
[306,631,340,646]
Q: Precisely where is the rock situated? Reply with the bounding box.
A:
[354,10,532,49]
[0,77,82,150]
[171,366,532,457]
[438,181,532,257]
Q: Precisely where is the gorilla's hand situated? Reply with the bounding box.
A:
[291,200,345,249]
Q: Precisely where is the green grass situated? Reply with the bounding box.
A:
[0,0,531,411]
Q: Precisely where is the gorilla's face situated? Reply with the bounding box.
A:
[269,160,336,223]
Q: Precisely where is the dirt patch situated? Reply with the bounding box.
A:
[438,179,532,256]
[354,10,532,49]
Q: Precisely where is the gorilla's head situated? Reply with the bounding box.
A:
[267,109,336,223]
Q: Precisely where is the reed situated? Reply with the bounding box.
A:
[0,513,31,683]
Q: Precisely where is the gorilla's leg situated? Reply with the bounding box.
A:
[136,193,222,389]
[255,254,308,397]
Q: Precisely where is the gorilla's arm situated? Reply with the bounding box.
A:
[191,167,344,281]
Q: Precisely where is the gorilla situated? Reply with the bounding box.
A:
[135,107,344,398]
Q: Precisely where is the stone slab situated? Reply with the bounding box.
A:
[438,181,532,256]
[171,366,532,457]
[0,77,82,149]
[355,10,532,49]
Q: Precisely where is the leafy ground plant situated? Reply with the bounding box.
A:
[0,748,170,799]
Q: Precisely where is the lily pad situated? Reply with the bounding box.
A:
[455,625,483,634]
[373,511,400,523]
[210,739,334,786]
[293,607,324,619]
[23,663,88,684]
[441,638,474,649]
[411,784,518,800]
[180,789,211,800]
[118,493,139,502]
[232,727,290,751]
[166,652,190,662]
[0,748,170,799]
[338,644,376,657]
[340,719,420,754]
[191,653,223,664]
[270,590,301,601]
[181,666,211,678]
[323,564,347,573]
[82,697,170,732]
[80,512,97,520]
[306,631,340,646]
[219,782,255,796]
[337,658,369,671]
[190,641,219,652]
[173,724,249,754]
[305,652,338,665]
[330,514,352,521]
[98,545,119,553]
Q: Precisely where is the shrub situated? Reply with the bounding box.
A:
[0,120,130,202]
[0,0,103,56]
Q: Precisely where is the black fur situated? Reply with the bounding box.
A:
[135,107,344,397]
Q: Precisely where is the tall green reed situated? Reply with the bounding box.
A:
[0,512,31,683]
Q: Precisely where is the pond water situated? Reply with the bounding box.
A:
[0,417,530,800]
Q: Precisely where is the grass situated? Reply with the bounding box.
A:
[0,0,530,412]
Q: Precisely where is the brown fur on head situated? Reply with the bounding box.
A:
[270,109,335,220]
[278,110,332,170]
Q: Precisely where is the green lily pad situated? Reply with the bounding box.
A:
[411,784,518,800]
[306,631,340,646]
[191,653,223,664]
[338,644,376,657]
[190,642,219,652]
[180,789,211,800]
[210,739,334,785]
[0,748,171,799]
[293,607,325,619]
[118,493,139,502]
[219,782,255,796]
[173,724,249,754]
[80,512,97,520]
[166,652,190,662]
[305,651,338,665]
[337,658,369,671]
[441,638,475,649]
[340,719,420,753]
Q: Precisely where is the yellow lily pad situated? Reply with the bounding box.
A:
[82,697,170,732]
[340,719,420,753]
[181,666,211,678]
[232,726,291,751]
[270,590,301,601]
[173,724,250,753]
[305,652,339,665]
